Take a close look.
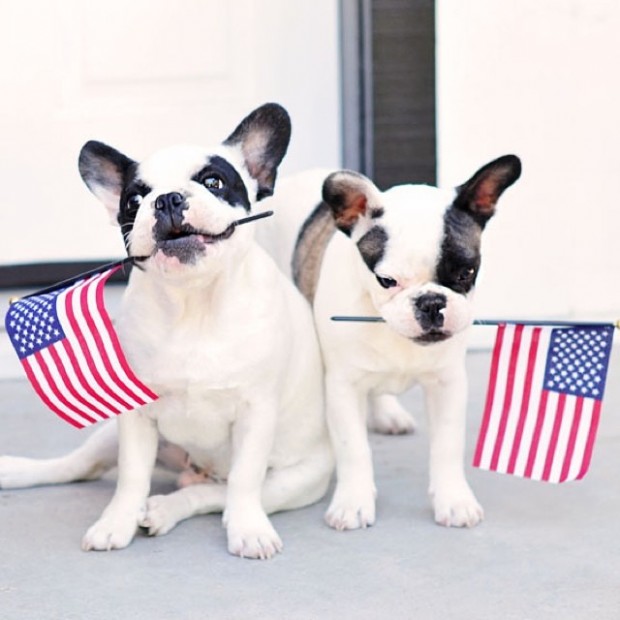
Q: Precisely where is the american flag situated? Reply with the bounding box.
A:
[473,323,614,482]
[4,264,158,429]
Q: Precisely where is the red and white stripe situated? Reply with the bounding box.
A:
[473,324,601,483]
[20,268,158,429]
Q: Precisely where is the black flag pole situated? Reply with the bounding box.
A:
[330,316,620,329]
[18,257,136,301]
[9,211,275,304]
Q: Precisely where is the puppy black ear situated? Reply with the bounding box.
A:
[223,103,292,201]
[322,170,384,237]
[78,141,136,224]
[453,155,521,227]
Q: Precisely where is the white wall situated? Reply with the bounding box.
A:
[437,0,620,324]
[0,0,341,265]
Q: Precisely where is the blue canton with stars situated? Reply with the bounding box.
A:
[5,290,67,360]
[543,326,614,401]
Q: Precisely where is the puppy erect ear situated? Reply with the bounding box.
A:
[322,170,384,238]
[78,141,136,225]
[223,103,292,201]
[453,155,521,228]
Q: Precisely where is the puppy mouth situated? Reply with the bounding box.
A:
[147,222,237,264]
[159,223,236,245]
[413,330,451,345]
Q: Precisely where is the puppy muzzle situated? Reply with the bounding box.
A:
[151,192,236,264]
[412,292,450,344]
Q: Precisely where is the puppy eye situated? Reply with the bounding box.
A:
[203,175,224,191]
[376,275,398,289]
[126,193,143,213]
[457,267,476,282]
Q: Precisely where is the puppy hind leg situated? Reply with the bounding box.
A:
[141,444,333,542]
[230,446,333,558]
[368,393,417,435]
[0,421,119,490]
[261,444,334,514]
[140,482,227,537]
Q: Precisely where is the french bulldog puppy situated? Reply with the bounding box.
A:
[262,156,521,530]
[0,103,333,559]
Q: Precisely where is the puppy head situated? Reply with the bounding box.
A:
[322,155,521,344]
[78,103,291,280]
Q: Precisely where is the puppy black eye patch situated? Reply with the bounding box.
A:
[357,225,388,272]
[191,156,251,212]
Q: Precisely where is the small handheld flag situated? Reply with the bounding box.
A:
[473,323,614,482]
[3,210,274,429]
[329,314,616,483]
[4,262,158,429]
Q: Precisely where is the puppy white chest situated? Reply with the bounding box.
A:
[142,337,244,475]
[152,388,238,471]
[116,287,262,460]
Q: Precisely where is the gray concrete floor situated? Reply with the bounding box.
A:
[1,287,619,620]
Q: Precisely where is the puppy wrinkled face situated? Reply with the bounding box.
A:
[324,156,520,345]
[361,184,478,345]
[78,102,292,280]
[123,146,255,268]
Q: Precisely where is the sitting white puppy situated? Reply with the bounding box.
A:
[262,156,521,530]
[0,103,333,559]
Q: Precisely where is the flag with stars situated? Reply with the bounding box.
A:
[473,323,614,482]
[4,264,158,429]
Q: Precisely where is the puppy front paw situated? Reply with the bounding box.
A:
[431,484,484,528]
[324,484,376,531]
[139,494,181,537]
[225,510,283,560]
[81,512,139,551]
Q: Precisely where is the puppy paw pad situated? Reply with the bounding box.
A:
[433,492,484,528]
[226,516,283,560]
[81,515,137,551]
[325,493,376,531]
[138,495,179,537]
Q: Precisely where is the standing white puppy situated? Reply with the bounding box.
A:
[263,156,521,530]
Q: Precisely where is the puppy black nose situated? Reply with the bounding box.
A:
[414,293,447,330]
[154,192,187,229]
[155,191,185,213]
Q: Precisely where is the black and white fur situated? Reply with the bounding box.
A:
[0,104,333,559]
[262,156,521,530]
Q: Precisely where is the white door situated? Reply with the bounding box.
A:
[436,0,620,327]
[0,0,341,265]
